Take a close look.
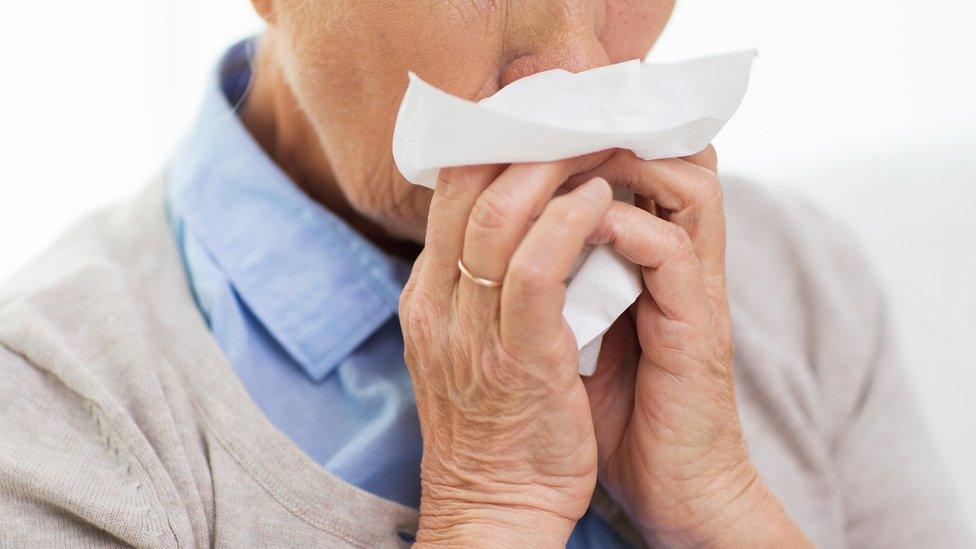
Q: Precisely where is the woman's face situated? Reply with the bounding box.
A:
[261,0,675,241]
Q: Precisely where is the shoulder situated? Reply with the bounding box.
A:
[723,175,877,292]
[722,176,888,434]
[0,174,178,376]
[0,177,199,545]
[723,176,883,349]
[0,188,152,389]
[722,179,975,547]
[0,175,198,431]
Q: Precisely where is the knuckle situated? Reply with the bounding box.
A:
[703,144,719,167]
[398,263,430,315]
[613,149,642,173]
[599,150,636,182]
[436,165,498,199]
[588,214,614,245]
[663,223,695,262]
[400,287,439,339]
[589,202,629,246]
[686,144,719,172]
[398,280,415,316]
[572,149,616,174]
[470,186,515,230]
[693,168,724,208]
[434,168,466,199]
[507,260,551,295]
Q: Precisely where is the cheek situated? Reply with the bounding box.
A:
[274,0,673,227]
[279,3,504,153]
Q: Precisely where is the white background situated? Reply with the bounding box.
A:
[1,0,974,528]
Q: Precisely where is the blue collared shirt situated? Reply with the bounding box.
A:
[166,39,627,547]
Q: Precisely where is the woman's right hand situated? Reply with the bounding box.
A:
[399,159,614,547]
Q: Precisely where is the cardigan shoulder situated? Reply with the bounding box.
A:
[0,177,207,547]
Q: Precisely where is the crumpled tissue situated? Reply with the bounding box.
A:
[392,50,755,375]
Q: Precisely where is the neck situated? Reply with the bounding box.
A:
[240,35,420,261]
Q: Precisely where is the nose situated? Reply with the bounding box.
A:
[498,34,610,89]
[497,2,610,89]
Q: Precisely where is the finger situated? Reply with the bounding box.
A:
[682,144,718,173]
[500,177,613,355]
[459,162,568,286]
[566,150,726,279]
[589,201,710,324]
[422,164,505,284]
[460,150,614,285]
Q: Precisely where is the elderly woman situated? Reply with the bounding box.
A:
[0,1,970,547]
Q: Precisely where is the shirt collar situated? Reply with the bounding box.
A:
[167,38,409,382]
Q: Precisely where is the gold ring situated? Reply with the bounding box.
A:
[457,258,503,288]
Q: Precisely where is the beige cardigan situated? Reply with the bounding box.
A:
[0,175,970,548]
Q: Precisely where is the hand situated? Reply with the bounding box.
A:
[399,157,616,546]
[570,148,810,546]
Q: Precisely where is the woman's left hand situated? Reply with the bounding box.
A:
[569,148,810,546]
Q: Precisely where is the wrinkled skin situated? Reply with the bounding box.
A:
[244,1,671,242]
[246,0,809,546]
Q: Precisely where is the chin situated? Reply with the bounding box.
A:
[378,218,428,244]
[358,184,433,245]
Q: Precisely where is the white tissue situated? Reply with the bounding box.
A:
[393,51,755,375]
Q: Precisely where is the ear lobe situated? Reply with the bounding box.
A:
[250,0,276,23]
